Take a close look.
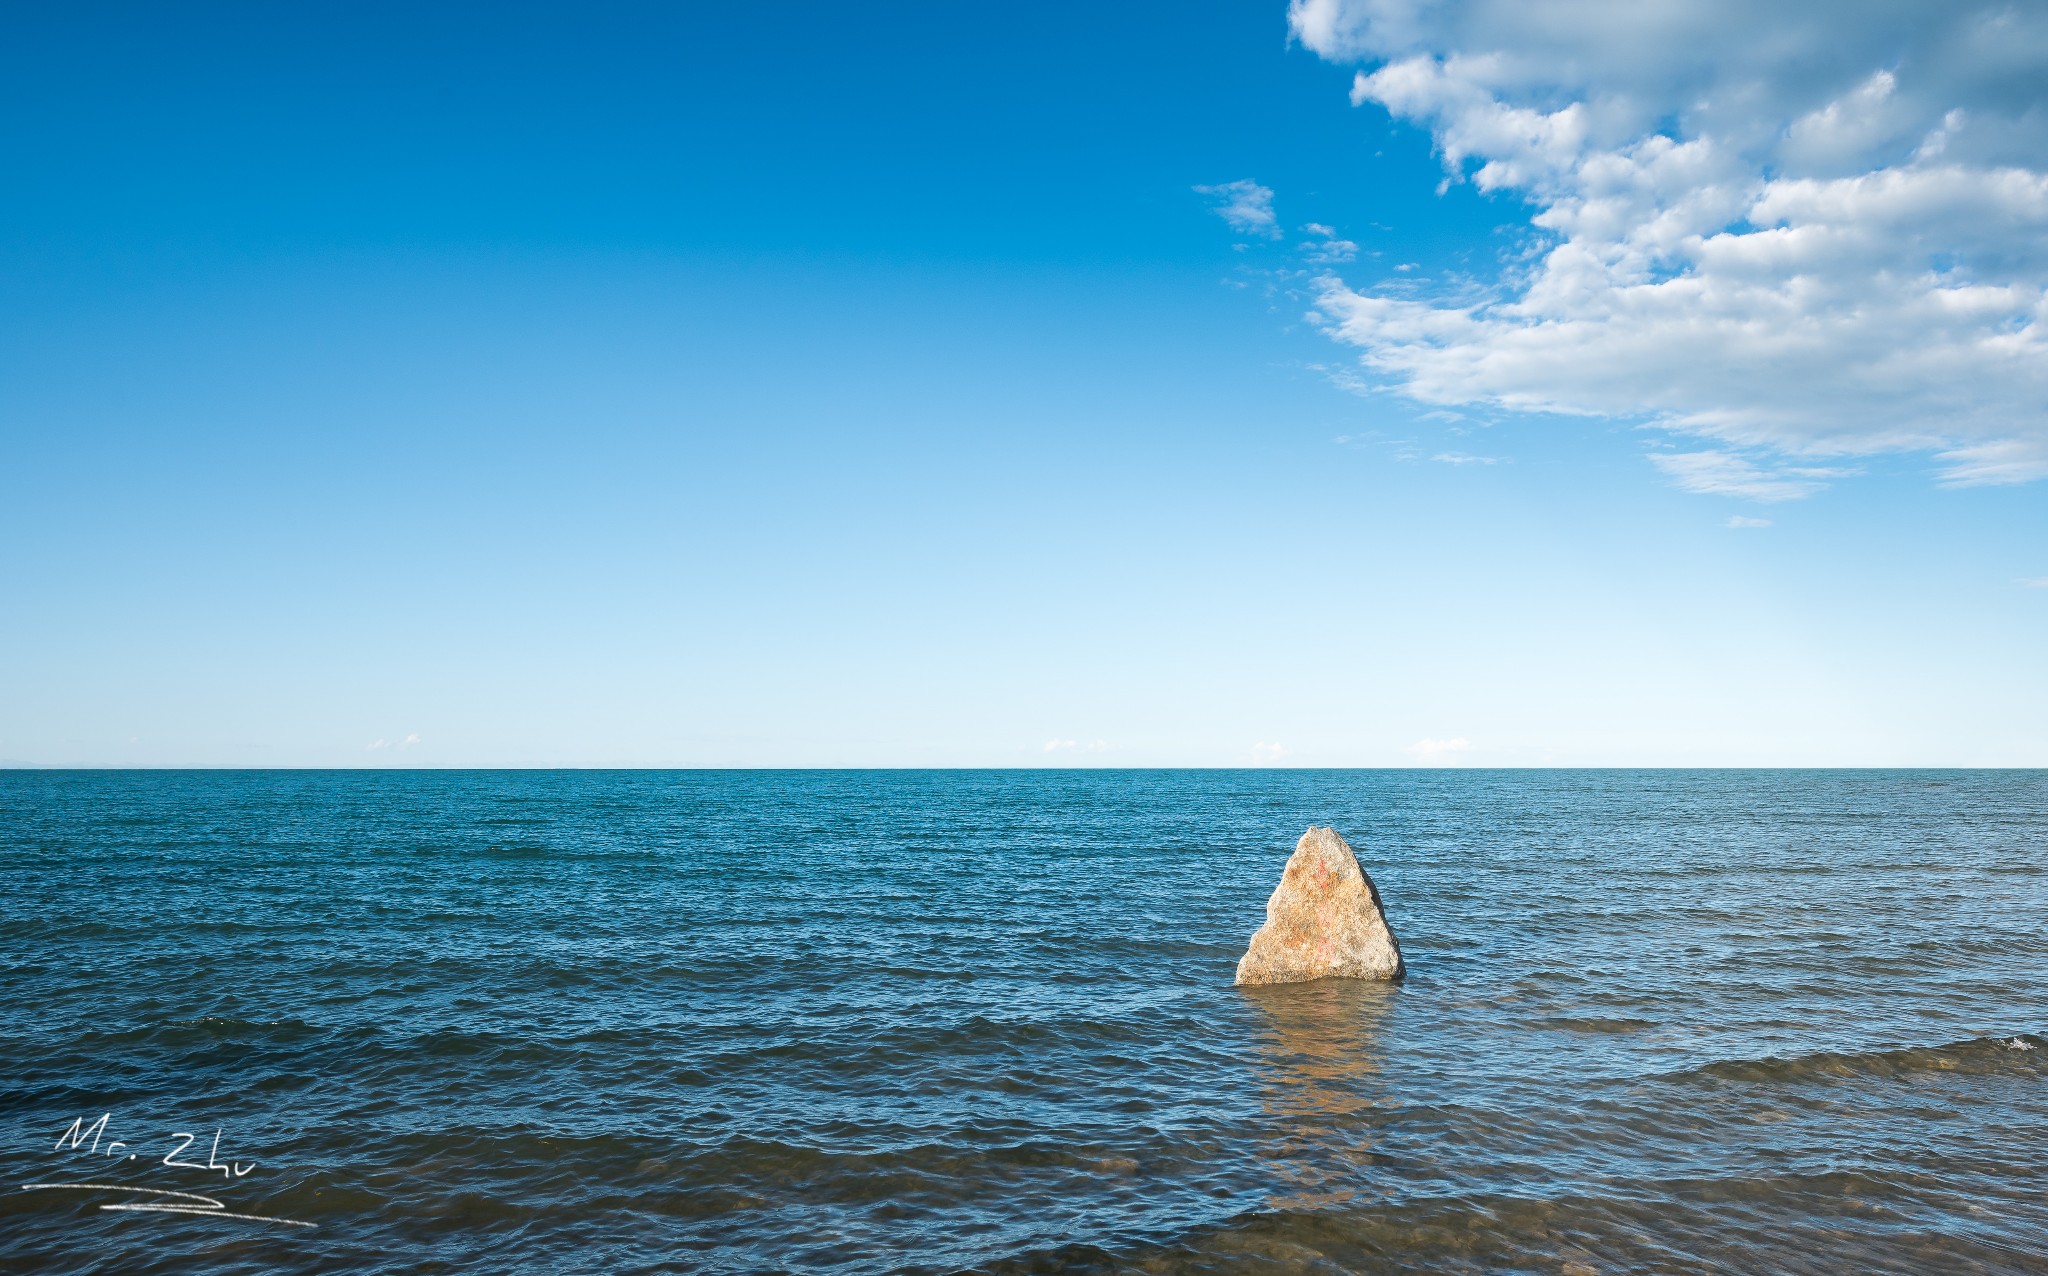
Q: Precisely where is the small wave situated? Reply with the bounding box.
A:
[1531,1016,1656,1034]
[974,1164,2048,1276]
[1662,1033,2046,1086]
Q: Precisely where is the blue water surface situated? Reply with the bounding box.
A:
[2,769,2045,1273]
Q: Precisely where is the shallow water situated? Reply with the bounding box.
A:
[2,769,2045,1273]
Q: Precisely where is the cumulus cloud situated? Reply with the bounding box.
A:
[1195,179,1282,237]
[1249,740,1290,765]
[1288,0,2048,491]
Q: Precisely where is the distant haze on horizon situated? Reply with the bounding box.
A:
[2,1,2044,768]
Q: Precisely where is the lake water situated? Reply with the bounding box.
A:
[3,769,2045,1273]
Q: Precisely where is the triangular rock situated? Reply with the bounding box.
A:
[1234,826,1404,986]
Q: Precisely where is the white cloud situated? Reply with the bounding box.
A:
[1432,451,1499,464]
[367,738,389,751]
[367,733,420,752]
[2020,577,2048,588]
[1250,740,1290,765]
[1195,179,1282,238]
[1726,515,1773,528]
[1289,0,2048,491]
[1405,736,1470,763]
[1300,221,1360,262]
[1648,451,1833,501]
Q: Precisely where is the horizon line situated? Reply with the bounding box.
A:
[3,764,2043,773]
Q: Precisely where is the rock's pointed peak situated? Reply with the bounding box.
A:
[1282,825,1366,893]
[1234,826,1403,987]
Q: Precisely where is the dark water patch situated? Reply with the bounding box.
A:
[1671,1033,2047,1086]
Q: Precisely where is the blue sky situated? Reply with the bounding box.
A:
[3,1,2043,766]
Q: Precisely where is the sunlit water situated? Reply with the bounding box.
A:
[2,769,2045,1273]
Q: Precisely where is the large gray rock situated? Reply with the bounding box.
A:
[1234,826,1404,986]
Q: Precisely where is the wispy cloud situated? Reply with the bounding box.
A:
[1405,736,1470,763]
[2019,577,2048,589]
[1194,180,1281,238]
[1648,452,1831,502]
[1726,515,1773,528]
[1043,738,1108,753]
[366,733,421,752]
[1432,451,1499,465]
[1300,221,1359,263]
[1249,740,1290,765]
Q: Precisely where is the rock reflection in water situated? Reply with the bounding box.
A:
[1240,978,1397,1213]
